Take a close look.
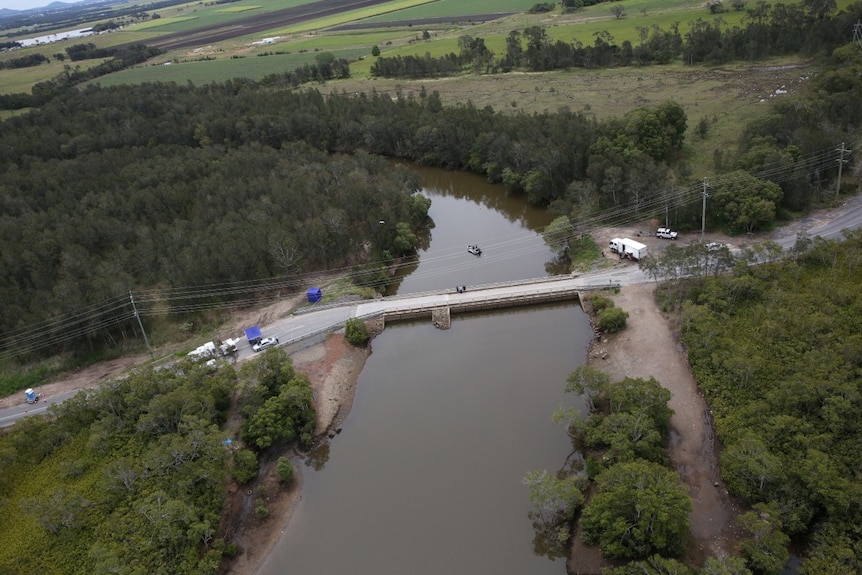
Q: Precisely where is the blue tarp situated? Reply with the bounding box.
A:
[244,326,262,344]
[307,287,322,303]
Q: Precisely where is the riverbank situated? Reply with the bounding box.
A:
[569,282,741,574]
[223,328,374,575]
[230,283,741,575]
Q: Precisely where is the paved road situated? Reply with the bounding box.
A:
[2,198,860,427]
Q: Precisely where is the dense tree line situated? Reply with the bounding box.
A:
[259,55,351,88]
[371,52,464,78]
[370,2,862,79]
[677,232,862,572]
[0,52,48,69]
[65,42,123,62]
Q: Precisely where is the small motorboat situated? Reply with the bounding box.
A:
[467,245,482,256]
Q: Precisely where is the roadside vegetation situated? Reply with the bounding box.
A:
[0,347,312,574]
[633,231,862,572]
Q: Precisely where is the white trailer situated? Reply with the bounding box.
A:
[609,238,648,261]
[188,341,218,361]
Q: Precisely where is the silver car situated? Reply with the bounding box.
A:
[252,336,279,352]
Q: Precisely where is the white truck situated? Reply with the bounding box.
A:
[609,238,648,261]
[188,338,240,362]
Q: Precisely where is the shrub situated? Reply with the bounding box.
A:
[590,295,614,311]
[345,318,369,346]
[276,457,294,484]
[597,307,629,333]
[233,449,258,484]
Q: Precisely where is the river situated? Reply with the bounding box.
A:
[258,166,593,574]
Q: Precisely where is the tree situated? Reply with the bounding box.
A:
[543,215,575,256]
[233,448,259,484]
[242,372,314,450]
[603,555,696,574]
[371,45,380,57]
[392,221,419,255]
[563,365,610,412]
[582,411,667,464]
[711,171,783,233]
[721,433,784,501]
[276,456,294,483]
[239,347,296,399]
[21,487,93,535]
[524,469,585,522]
[738,502,790,575]
[701,556,752,575]
[581,460,691,559]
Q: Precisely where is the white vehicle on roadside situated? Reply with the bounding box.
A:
[656,227,678,239]
[252,336,279,352]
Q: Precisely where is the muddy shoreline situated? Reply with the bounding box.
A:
[224,327,374,575]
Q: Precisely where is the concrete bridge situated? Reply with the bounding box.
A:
[350,275,621,330]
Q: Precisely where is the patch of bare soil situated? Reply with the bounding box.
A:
[568,282,742,574]
[0,354,148,410]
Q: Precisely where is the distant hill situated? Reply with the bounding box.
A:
[0,0,105,21]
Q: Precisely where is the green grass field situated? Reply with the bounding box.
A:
[130,16,200,31]
[216,5,264,12]
[359,0,540,22]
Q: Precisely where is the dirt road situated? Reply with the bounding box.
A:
[570,281,740,573]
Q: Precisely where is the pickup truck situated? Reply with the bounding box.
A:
[656,227,678,239]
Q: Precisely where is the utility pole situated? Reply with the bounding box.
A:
[836,142,851,196]
[701,178,710,241]
[130,290,154,360]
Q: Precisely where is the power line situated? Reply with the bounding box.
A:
[1,138,855,359]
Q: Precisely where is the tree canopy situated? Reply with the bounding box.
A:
[682,231,862,568]
[0,348,312,574]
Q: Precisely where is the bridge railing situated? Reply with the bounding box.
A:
[292,275,582,315]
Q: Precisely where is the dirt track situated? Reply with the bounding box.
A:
[596,284,739,554]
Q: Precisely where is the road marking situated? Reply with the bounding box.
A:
[0,404,49,425]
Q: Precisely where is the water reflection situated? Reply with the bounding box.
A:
[390,166,558,295]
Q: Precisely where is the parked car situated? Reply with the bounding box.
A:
[656,227,678,239]
[252,336,279,352]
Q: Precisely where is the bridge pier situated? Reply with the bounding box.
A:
[431,306,451,330]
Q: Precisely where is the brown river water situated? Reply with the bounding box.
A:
[257,166,593,574]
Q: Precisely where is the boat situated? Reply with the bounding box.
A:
[467,245,482,256]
